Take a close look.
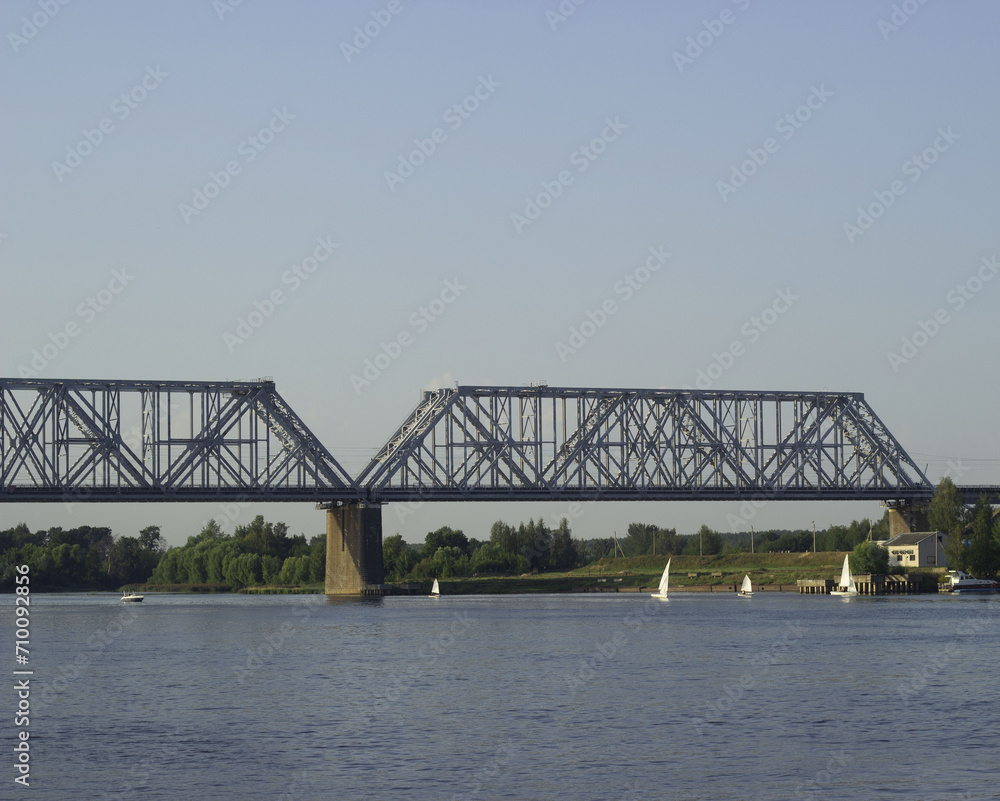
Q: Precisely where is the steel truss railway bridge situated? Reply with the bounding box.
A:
[1,378,995,593]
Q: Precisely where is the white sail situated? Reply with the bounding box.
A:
[651,559,670,598]
[430,578,440,597]
[839,555,856,592]
[831,554,858,596]
[740,575,753,595]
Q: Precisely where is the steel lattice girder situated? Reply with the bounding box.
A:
[0,378,361,502]
[359,386,937,502]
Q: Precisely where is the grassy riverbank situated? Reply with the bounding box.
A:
[399,552,852,595]
[129,553,942,596]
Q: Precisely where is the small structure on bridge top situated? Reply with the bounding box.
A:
[883,531,948,569]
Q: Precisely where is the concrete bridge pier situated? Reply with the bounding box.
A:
[322,502,384,595]
[887,502,930,537]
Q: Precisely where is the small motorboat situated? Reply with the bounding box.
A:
[942,570,998,593]
[120,590,144,602]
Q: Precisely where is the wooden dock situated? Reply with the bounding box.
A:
[797,574,926,595]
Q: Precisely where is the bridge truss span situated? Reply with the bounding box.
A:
[0,378,360,502]
[359,386,936,502]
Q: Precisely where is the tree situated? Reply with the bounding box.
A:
[471,542,522,575]
[517,519,551,570]
[683,525,722,556]
[851,541,889,575]
[138,525,165,552]
[549,518,578,570]
[423,526,469,559]
[383,534,418,581]
[307,535,326,583]
[489,521,518,554]
[930,477,969,569]
[964,497,1000,579]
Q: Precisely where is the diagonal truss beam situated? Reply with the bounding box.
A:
[3,380,990,505]
[360,386,937,502]
[0,378,360,502]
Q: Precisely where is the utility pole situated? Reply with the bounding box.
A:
[750,525,754,555]
[699,527,703,557]
[812,521,816,553]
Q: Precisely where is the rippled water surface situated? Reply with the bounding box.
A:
[17,591,1000,800]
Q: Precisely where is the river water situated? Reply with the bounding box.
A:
[13,591,1000,800]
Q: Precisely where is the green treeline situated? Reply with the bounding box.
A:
[0,524,164,590]
[383,518,581,582]
[381,513,895,582]
[149,516,325,590]
[3,478,997,591]
[0,515,324,592]
[930,477,1000,579]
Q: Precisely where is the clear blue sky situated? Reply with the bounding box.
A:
[2,0,998,546]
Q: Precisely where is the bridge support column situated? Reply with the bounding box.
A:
[323,502,384,595]
[887,503,930,537]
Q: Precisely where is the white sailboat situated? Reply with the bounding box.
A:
[650,558,670,599]
[738,575,753,597]
[429,578,441,598]
[830,555,858,597]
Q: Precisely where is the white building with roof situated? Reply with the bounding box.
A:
[883,531,948,568]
